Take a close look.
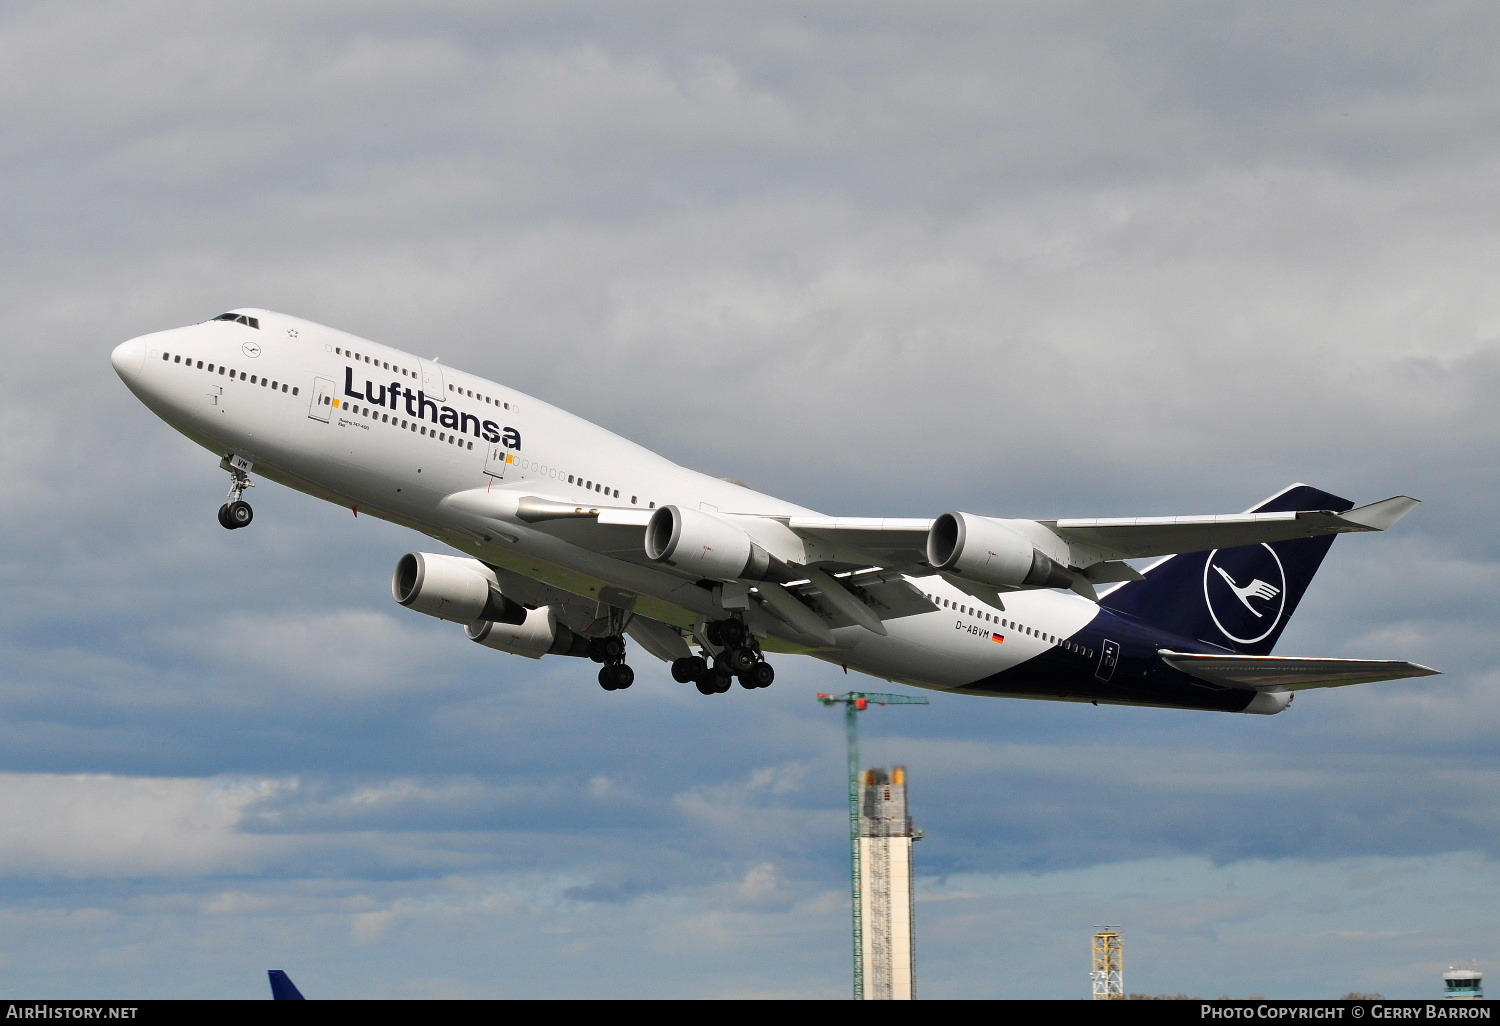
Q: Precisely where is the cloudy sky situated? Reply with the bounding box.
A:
[1,0,1496,1000]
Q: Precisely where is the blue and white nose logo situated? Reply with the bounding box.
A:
[1202,544,1286,645]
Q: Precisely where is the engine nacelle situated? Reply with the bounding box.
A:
[391,552,525,625]
[644,505,771,581]
[466,607,591,659]
[926,512,1075,590]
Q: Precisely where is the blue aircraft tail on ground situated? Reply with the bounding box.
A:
[268,970,305,1000]
[1099,483,1355,655]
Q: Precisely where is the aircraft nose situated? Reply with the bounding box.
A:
[111,336,147,383]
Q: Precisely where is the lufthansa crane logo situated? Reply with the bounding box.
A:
[1202,544,1287,645]
[241,341,262,358]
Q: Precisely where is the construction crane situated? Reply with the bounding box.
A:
[816,690,929,1000]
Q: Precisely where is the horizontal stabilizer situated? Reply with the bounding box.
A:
[1339,494,1422,532]
[1161,651,1440,691]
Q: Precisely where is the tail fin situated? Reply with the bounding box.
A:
[268,970,306,1000]
[1100,484,1353,655]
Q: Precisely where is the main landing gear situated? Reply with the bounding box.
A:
[590,635,634,691]
[671,618,775,695]
[217,455,255,530]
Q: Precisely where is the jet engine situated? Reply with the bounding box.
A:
[391,552,526,625]
[926,512,1075,590]
[466,607,591,659]
[644,505,772,581]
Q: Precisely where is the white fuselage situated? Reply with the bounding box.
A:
[111,308,1106,697]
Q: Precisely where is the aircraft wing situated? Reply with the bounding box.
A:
[435,485,1420,637]
[1040,495,1422,562]
[443,487,1417,575]
[782,496,1419,569]
[1161,652,1441,691]
[781,516,933,568]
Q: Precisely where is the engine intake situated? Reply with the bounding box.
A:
[392,552,526,625]
[466,607,590,659]
[644,505,771,581]
[926,512,1075,591]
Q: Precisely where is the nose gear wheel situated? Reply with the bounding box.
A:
[216,455,256,530]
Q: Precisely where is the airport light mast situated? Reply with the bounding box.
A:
[817,691,928,1000]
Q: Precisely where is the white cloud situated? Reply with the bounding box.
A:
[0,773,290,877]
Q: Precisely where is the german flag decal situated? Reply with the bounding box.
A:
[992,633,1006,644]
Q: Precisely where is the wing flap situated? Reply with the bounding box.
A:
[1161,651,1441,691]
[781,573,937,631]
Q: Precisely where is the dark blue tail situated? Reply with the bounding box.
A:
[268,970,306,1000]
[1099,484,1353,655]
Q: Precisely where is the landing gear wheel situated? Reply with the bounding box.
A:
[742,662,775,689]
[722,646,757,676]
[719,619,747,647]
[598,663,634,691]
[218,455,256,529]
[589,636,627,664]
[220,500,253,530]
[672,656,707,684]
[696,667,733,694]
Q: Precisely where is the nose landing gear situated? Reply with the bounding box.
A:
[217,455,256,530]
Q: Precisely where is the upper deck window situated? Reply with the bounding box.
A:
[212,312,260,329]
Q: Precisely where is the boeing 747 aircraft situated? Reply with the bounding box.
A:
[111,309,1437,712]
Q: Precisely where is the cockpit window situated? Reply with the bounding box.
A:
[212,312,260,329]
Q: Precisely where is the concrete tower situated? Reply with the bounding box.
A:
[1444,966,1483,1000]
[859,766,917,1000]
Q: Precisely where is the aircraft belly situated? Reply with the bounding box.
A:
[836,610,1045,689]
